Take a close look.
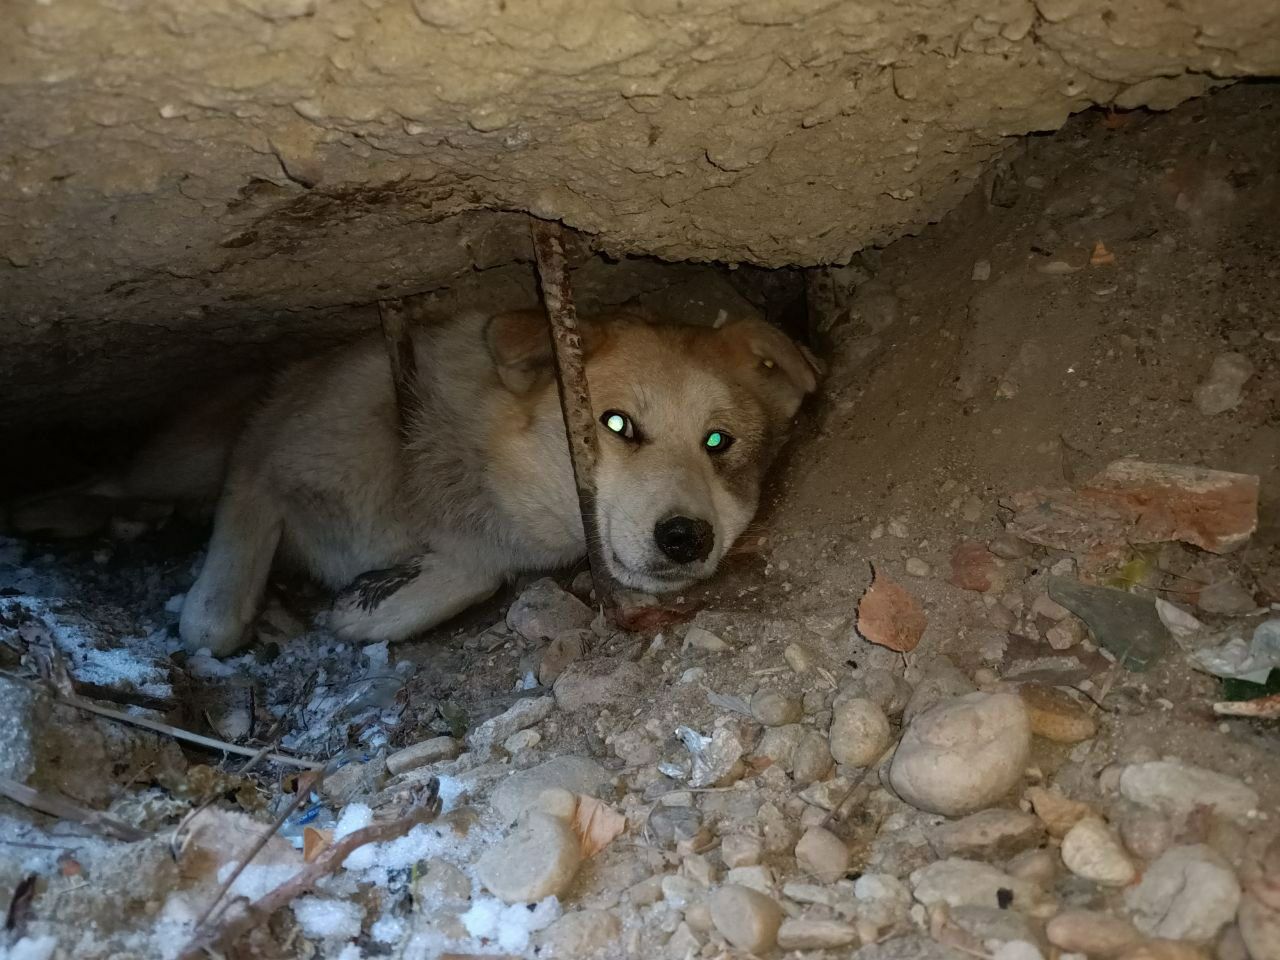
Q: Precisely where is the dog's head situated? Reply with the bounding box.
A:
[488,309,819,593]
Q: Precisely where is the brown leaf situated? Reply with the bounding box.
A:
[949,540,1001,592]
[571,794,626,859]
[614,605,692,633]
[857,566,926,652]
[303,826,332,864]
[57,854,83,879]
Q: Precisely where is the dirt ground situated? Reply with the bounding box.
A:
[1,83,1278,960]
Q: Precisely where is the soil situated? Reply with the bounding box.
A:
[1,83,1278,960]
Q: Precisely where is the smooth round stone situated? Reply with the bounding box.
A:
[709,885,784,954]
[792,730,835,785]
[1061,818,1137,887]
[795,826,851,884]
[535,909,620,957]
[830,697,891,767]
[752,688,803,727]
[1017,683,1097,743]
[476,811,581,903]
[1047,910,1142,957]
[777,917,859,950]
[889,692,1031,816]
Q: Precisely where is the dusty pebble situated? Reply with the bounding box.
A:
[555,658,644,712]
[890,692,1031,816]
[536,909,620,957]
[972,260,992,281]
[683,625,730,652]
[990,533,1033,559]
[1125,845,1241,942]
[1061,818,1136,887]
[507,577,594,641]
[1118,761,1258,825]
[721,833,763,869]
[756,724,805,772]
[505,728,541,753]
[751,688,802,727]
[777,917,859,950]
[910,858,1045,912]
[386,736,461,775]
[792,730,835,785]
[795,826,851,883]
[1025,786,1096,837]
[1018,683,1096,743]
[1116,804,1173,861]
[1006,848,1058,888]
[1194,352,1253,416]
[927,808,1045,861]
[829,697,891,767]
[1047,910,1141,957]
[906,557,932,577]
[709,885,784,954]
[476,811,581,903]
[467,696,554,755]
[784,643,813,673]
[902,658,977,723]
[725,864,775,893]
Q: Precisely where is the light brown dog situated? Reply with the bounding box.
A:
[17,309,818,654]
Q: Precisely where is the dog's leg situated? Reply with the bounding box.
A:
[179,478,282,656]
[328,551,502,643]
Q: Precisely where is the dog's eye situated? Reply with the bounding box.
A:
[601,410,637,441]
[704,430,735,454]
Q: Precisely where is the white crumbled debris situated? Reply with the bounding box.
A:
[335,803,377,870]
[164,592,186,613]
[370,913,406,944]
[363,640,390,670]
[185,653,241,679]
[215,861,300,901]
[335,946,364,960]
[460,896,562,953]
[293,897,365,941]
[2,936,60,960]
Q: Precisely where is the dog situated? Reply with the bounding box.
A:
[13,308,818,655]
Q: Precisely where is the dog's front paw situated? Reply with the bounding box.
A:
[178,598,251,657]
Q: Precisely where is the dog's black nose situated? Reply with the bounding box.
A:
[654,515,714,564]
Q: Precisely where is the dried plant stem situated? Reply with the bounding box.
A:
[0,775,146,842]
[529,218,614,608]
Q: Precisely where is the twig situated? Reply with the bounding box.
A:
[178,779,442,960]
[1214,693,1280,719]
[0,775,146,842]
[529,218,615,609]
[822,734,903,829]
[1,672,320,771]
[193,765,328,931]
[378,298,421,441]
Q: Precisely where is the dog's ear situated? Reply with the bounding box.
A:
[720,318,822,402]
[487,309,602,394]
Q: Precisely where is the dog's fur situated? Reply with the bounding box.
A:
[16,309,817,655]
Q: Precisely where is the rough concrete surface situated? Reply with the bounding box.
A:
[2,0,1278,428]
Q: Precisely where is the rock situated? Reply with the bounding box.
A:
[847,667,915,718]
[949,541,1002,592]
[1006,848,1058,888]
[1046,911,1141,957]
[792,730,835,785]
[1194,352,1254,415]
[507,577,595,641]
[1030,594,1070,622]
[778,917,859,950]
[1025,786,1096,837]
[682,725,746,788]
[1061,818,1136,887]
[795,826,851,883]
[854,935,973,960]
[321,758,385,803]
[684,625,730,652]
[415,857,471,901]
[992,942,1045,960]
[1007,461,1260,557]
[491,756,612,823]
[536,909,620,957]
[554,658,643,712]
[910,859,1045,913]
[1118,761,1259,825]
[756,724,805,772]
[1046,620,1085,650]
[386,736,461,775]
[709,884,783,954]
[889,692,1031,816]
[784,643,813,673]
[725,864,774,893]
[990,533,1034,559]
[1125,845,1241,942]
[1116,805,1173,861]
[467,696,555,755]
[1048,577,1170,671]
[950,906,1041,949]
[476,811,581,903]
[758,801,800,854]
[539,630,588,685]
[649,806,702,847]
[661,874,702,908]
[1117,941,1211,960]
[751,688,802,726]
[1016,684,1097,743]
[1197,579,1257,615]
[610,727,658,767]
[505,728,541,752]
[903,658,977,724]
[1239,893,1280,960]
[721,833,763,869]
[906,557,932,577]
[830,698,891,767]
[533,787,579,820]
[927,808,1045,861]
[664,923,702,958]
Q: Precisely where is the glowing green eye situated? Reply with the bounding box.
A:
[600,410,636,441]
[704,430,734,453]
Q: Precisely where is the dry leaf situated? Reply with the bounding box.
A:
[571,794,625,859]
[615,605,692,633]
[303,826,332,863]
[857,566,926,652]
[57,854,83,878]
[948,540,1000,593]
[1090,240,1116,266]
